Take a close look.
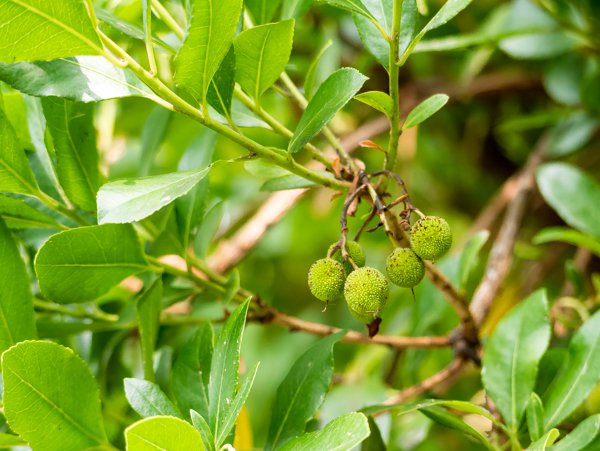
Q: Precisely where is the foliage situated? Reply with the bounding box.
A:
[0,0,599,450]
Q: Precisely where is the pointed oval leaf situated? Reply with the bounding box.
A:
[0,194,63,229]
[35,224,148,304]
[0,0,102,63]
[289,68,368,153]
[234,20,295,101]
[97,167,210,224]
[527,393,545,442]
[175,0,243,103]
[549,414,600,451]
[482,290,551,429]
[527,429,560,451]
[136,278,163,381]
[354,90,394,117]
[536,163,600,240]
[279,412,370,451]
[0,107,38,195]
[421,0,474,35]
[207,46,236,117]
[0,57,155,102]
[402,93,449,129]
[304,39,333,99]
[245,0,282,24]
[265,330,346,450]
[2,341,109,451]
[533,227,600,258]
[124,378,181,418]
[190,410,216,451]
[543,310,600,429]
[0,219,36,353]
[352,0,392,69]
[125,416,204,451]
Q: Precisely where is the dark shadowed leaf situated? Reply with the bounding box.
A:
[207,46,236,117]
[0,194,62,229]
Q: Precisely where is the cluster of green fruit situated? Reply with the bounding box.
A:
[308,216,452,324]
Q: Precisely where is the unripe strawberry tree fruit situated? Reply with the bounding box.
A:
[308,258,346,302]
[386,247,425,288]
[328,240,366,273]
[410,216,453,261]
[343,267,389,323]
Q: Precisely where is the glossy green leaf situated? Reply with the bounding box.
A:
[208,299,251,440]
[215,362,259,447]
[0,194,62,229]
[174,0,243,103]
[279,412,370,451]
[0,433,27,447]
[482,290,551,430]
[280,0,313,19]
[2,341,109,450]
[354,91,393,117]
[0,107,38,195]
[527,429,560,451]
[458,230,490,290]
[527,393,544,442]
[543,310,600,429]
[97,167,210,224]
[353,0,392,69]
[190,410,215,451]
[265,330,346,450]
[398,0,418,57]
[43,98,100,211]
[35,224,148,304]
[0,0,102,63]
[402,93,449,129]
[125,416,204,451]
[246,0,282,24]
[289,68,367,153]
[172,324,214,421]
[304,39,333,99]
[316,0,374,19]
[136,278,163,381]
[124,378,181,418]
[419,406,495,450]
[234,20,295,101]
[550,414,600,451]
[0,219,36,353]
[207,46,236,117]
[0,57,154,102]
[536,163,600,240]
[421,0,473,35]
[533,227,600,258]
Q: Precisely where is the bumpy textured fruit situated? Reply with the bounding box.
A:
[308,258,346,302]
[410,216,452,261]
[329,240,366,273]
[344,267,389,323]
[386,247,425,288]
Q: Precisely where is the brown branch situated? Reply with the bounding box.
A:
[469,137,547,327]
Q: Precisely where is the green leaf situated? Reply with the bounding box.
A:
[543,310,600,429]
[304,39,333,99]
[398,0,418,57]
[234,20,295,102]
[353,0,392,69]
[536,163,600,240]
[260,174,319,191]
[215,362,259,447]
[0,107,38,195]
[42,98,100,212]
[125,416,204,451]
[402,93,449,130]
[2,341,109,451]
[527,429,560,451]
[279,412,370,451]
[0,0,102,63]
[0,219,36,353]
[533,227,600,258]
[0,57,155,102]
[0,433,27,448]
[35,224,148,304]
[421,0,473,35]
[419,406,495,450]
[380,399,500,424]
[208,299,251,440]
[546,112,599,157]
[289,68,368,153]
[527,393,545,442]
[458,230,490,291]
[245,0,282,23]
[281,0,313,19]
[190,410,216,451]
[354,91,394,117]
[550,414,600,451]
[361,416,386,451]
[124,378,181,418]
[97,167,211,224]
[0,194,62,229]
[316,0,375,20]
[174,0,243,103]
[265,330,346,450]
[207,46,236,117]
[139,107,173,176]
[137,278,163,381]
[172,324,214,421]
[482,290,551,430]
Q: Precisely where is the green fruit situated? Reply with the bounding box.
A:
[386,247,425,288]
[344,267,389,323]
[410,216,452,261]
[328,240,366,273]
[308,258,346,302]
